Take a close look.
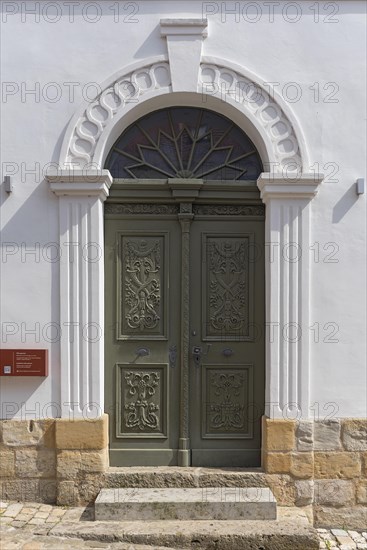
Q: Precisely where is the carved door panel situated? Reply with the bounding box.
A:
[105,212,181,466]
[189,216,265,467]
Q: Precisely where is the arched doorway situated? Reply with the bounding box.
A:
[104,106,265,467]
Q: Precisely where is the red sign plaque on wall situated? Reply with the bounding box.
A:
[0,350,48,376]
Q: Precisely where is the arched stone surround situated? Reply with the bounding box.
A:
[58,55,308,174]
[47,19,322,425]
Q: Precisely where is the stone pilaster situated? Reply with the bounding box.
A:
[257,173,323,419]
[46,170,112,418]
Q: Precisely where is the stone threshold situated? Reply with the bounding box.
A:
[44,508,318,549]
[105,466,268,488]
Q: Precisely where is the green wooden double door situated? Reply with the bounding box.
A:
[105,204,265,467]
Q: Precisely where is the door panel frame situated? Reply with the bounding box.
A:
[200,231,256,343]
[201,363,254,440]
[115,230,170,342]
[105,213,182,466]
[189,215,265,466]
[105,177,266,466]
[115,363,169,439]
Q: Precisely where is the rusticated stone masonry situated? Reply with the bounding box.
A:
[0,419,57,504]
[0,415,366,529]
[262,417,367,529]
[0,415,109,507]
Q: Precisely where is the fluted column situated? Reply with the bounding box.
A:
[257,173,323,419]
[46,170,112,418]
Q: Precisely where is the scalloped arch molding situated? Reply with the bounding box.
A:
[59,55,309,173]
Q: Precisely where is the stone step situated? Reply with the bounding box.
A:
[105,466,268,489]
[95,487,277,521]
[48,508,319,549]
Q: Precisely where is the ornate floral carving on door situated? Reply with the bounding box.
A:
[202,366,253,439]
[124,239,161,331]
[117,365,168,438]
[124,371,160,430]
[209,372,245,430]
[208,238,247,335]
[117,233,169,340]
[203,235,253,340]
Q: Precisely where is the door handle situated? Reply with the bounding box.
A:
[192,344,211,367]
[135,347,150,357]
[192,346,202,367]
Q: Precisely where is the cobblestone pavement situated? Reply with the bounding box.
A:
[1,501,367,549]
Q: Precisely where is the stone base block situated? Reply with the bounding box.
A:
[0,479,56,503]
[0,450,15,477]
[1,419,55,448]
[314,506,367,530]
[262,418,296,452]
[264,474,296,506]
[57,480,79,506]
[56,415,108,450]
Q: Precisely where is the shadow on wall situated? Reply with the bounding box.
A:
[332,183,361,223]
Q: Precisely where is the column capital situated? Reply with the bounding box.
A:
[257,172,324,202]
[46,169,112,200]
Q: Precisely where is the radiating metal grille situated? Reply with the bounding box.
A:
[105,107,263,180]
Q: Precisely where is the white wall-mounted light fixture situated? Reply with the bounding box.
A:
[356,178,365,195]
[4,175,13,193]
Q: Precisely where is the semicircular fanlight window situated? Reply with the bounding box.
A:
[105,107,263,180]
